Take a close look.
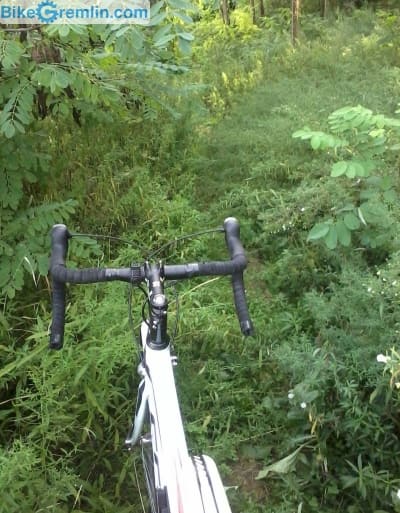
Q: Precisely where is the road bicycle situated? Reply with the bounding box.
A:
[49,217,254,513]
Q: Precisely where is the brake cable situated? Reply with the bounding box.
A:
[69,227,224,346]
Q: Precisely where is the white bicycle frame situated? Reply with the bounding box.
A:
[125,322,232,513]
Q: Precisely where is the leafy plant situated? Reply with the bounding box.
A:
[293,105,400,249]
[0,0,196,296]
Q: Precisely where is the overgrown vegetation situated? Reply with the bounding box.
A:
[2,2,400,512]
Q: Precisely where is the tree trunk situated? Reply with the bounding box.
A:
[259,0,265,18]
[249,0,256,24]
[291,0,300,45]
[320,0,329,17]
[220,0,230,25]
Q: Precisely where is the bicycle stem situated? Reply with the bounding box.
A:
[146,262,169,350]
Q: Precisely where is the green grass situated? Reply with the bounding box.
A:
[191,13,400,215]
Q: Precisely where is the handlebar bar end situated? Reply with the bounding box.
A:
[240,320,255,337]
[49,334,64,350]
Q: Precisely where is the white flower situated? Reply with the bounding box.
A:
[367,287,372,293]
[376,354,390,364]
[300,402,307,409]
[392,281,397,286]
[397,489,400,500]
[288,392,295,400]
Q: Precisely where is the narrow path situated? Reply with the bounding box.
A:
[191,33,396,218]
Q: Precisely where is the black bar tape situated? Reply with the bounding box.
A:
[52,266,108,284]
[223,217,254,336]
[49,225,138,349]
[232,271,253,336]
[224,217,245,260]
[51,266,139,284]
[197,261,236,276]
[49,224,144,349]
[49,224,70,350]
[164,263,200,280]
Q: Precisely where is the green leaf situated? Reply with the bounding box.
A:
[307,222,330,241]
[0,260,11,288]
[57,102,70,117]
[167,0,193,8]
[173,11,193,23]
[338,203,357,213]
[177,31,194,41]
[84,386,108,419]
[360,202,381,224]
[351,109,373,129]
[380,176,393,191]
[310,135,321,150]
[148,11,167,25]
[256,445,305,479]
[0,40,24,69]
[345,160,367,178]
[74,364,90,386]
[341,474,359,489]
[37,254,49,276]
[114,25,131,38]
[337,220,351,247]
[369,128,385,138]
[369,386,381,404]
[373,114,386,129]
[50,69,70,92]
[331,161,348,177]
[292,127,312,140]
[178,37,191,55]
[154,33,176,47]
[383,189,397,203]
[359,159,376,175]
[32,68,53,88]
[324,225,338,249]
[0,341,46,380]
[150,0,165,16]
[383,116,400,128]
[343,109,359,121]
[302,390,319,402]
[2,120,16,139]
[15,110,31,125]
[58,25,71,37]
[360,189,376,200]
[153,23,173,42]
[12,119,25,134]
[343,212,361,230]
[345,163,356,178]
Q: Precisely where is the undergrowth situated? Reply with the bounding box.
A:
[2,6,400,513]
